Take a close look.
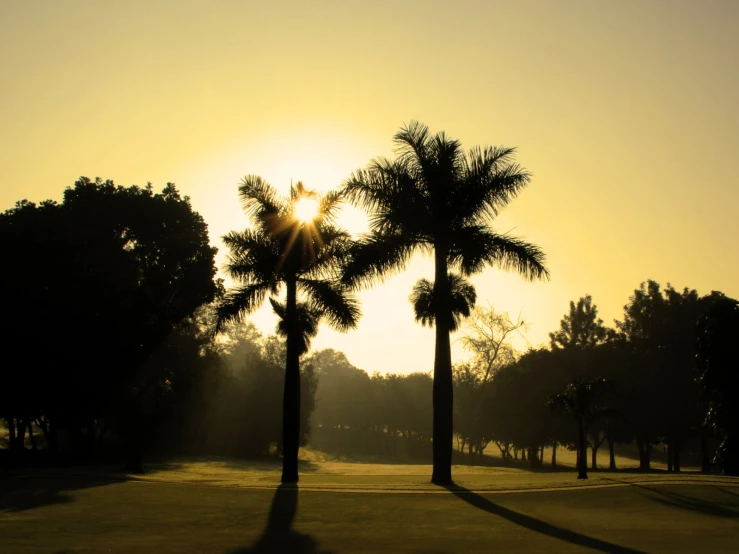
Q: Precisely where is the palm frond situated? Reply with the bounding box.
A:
[301,232,354,280]
[342,160,410,214]
[222,237,283,287]
[222,228,270,256]
[340,230,420,289]
[215,282,271,331]
[427,130,464,190]
[448,226,549,282]
[457,146,531,222]
[393,120,431,169]
[299,278,361,332]
[410,278,435,328]
[316,189,344,225]
[238,175,286,221]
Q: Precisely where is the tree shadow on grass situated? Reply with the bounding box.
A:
[0,475,128,513]
[715,485,739,498]
[633,484,739,518]
[227,484,333,554]
[445,484,646,554]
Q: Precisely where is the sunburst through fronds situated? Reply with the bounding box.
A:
[294,195,320,223]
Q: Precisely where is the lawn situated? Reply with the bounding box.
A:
[1,458,738,553]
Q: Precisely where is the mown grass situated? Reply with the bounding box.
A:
[1,456,738,553]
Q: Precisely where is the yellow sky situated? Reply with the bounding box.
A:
[2,1,738,374]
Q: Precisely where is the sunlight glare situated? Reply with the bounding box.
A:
[294,196,320,223]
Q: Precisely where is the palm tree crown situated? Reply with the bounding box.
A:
[341,121,549,290]
[217,177,359,333]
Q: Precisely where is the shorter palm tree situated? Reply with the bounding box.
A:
[217,177,359,483]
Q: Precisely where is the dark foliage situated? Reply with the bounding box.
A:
[0,177,218,470]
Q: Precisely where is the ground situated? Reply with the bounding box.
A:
[1,456,738,553]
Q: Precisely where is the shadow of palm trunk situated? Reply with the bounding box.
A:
[445,484,646,554]
[227,484,332,554]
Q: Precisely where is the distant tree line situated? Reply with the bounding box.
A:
[299,288,739,478]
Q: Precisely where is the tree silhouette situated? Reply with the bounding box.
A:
[0,178,219,470]
[696,291,739,475]
[217,178,359,483]
[614,280,703,471]
[549,377,611,479]
[549,295,607,350]
[454,304,525,463]
[341,121,549,484]
[550,296,613,469]
[460,304,525,383]
[409,273,477,332]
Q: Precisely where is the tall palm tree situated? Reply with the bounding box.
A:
[410,273,477,332]
[217,177,360,483]
[341,121,549,484]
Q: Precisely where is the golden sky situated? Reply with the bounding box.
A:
[2,1,738,374]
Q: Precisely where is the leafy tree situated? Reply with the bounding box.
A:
[549,295,607,350]
[614,280,703,471]
[549,377,611,479]
[696,291,739,475]
[216,178,359,483]
[460,304,525,383]
[341,121,549,484]
[0,178,218,470]
[453,304,525,463]
[549,296,618,469]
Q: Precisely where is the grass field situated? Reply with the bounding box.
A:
[1,455,738,554]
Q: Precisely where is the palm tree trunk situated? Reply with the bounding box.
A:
[281,277,301,484]
[431,250,453,485]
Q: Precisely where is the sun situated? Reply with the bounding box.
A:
[293,196,320,223]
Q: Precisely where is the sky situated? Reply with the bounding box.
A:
[2,0,738,375]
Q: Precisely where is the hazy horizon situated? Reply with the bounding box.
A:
[2,0,738,374]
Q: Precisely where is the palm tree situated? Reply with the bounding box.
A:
[341,121,549,484]
[410,273,477,332]
[217,177,360,483]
